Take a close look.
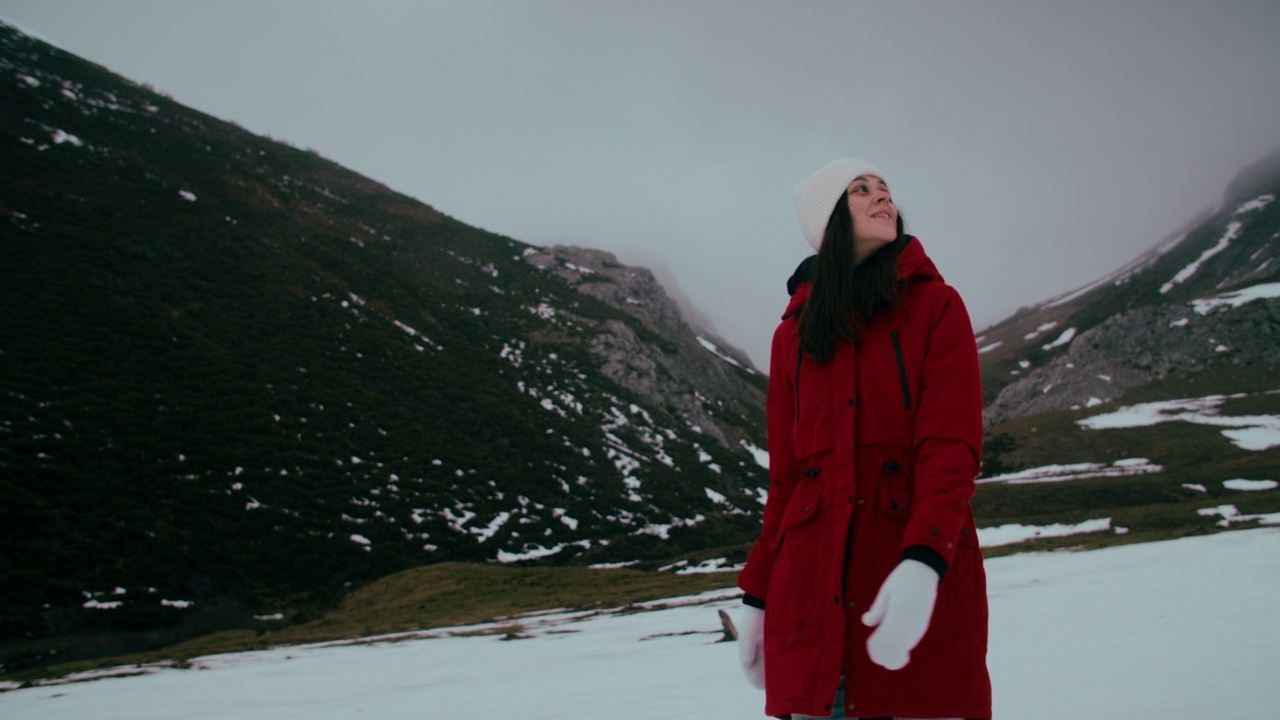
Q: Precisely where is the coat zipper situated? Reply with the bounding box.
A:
[890,331,911,410]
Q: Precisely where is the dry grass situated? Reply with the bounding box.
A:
[6,564,739,685]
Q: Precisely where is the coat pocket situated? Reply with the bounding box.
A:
[765,477,827,637]
[928,527,985,637]
[770,476,824,552]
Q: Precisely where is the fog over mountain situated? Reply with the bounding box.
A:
[4,0,1279,368]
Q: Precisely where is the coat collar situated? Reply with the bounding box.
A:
[781,236,941,319]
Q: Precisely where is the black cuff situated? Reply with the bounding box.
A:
[742,592,766,609]
[901,545,948,580]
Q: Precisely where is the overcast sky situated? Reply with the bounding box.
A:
[4,1,1279,369]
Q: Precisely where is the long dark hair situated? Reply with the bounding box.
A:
[797,197,909,364]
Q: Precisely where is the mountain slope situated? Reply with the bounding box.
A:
[978,148,1280,424]
[0,21,767,659]
[970,149,1279,566]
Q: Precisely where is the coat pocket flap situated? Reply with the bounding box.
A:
[771,480,823,551]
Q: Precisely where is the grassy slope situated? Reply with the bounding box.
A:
[976,367,1280,556]
[5,564,741,684]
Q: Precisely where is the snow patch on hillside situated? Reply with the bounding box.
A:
[51,128,83,146]
[1077,394,1280,451]
[695,336,756,375]
[1023,321,1058,340]
[1233,194,1274,215]
[1223,478,1279,492]
[739,439,769,469]
[1196,504,1280,527]
[496,544,564,563]
[980,458,1162,484]
[1041,327,1076,351]
[673,557,742,574]
[979,517,1113,547]
[1039,237,1177,309]
[1190,282,1280,315]
[1160,221,1242,294]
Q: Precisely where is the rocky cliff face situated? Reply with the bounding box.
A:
[983,297,1278,425]
[523,245,765,450]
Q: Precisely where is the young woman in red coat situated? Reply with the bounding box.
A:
[736,158,991,720]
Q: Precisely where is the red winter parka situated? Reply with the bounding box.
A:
[737,237,991,719]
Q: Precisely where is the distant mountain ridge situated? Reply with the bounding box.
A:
[977,147,1280,424]
[966,145,1279,589]
[0,21,767,661]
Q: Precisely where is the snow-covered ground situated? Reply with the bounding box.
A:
[3,528,1278,719]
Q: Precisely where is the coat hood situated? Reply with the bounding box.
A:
[781,236,941,319]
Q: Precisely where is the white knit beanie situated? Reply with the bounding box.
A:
[793,158,889,252]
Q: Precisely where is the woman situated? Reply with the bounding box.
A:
[736,159,991,720]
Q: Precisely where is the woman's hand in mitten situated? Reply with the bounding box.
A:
[737,605,765,689]
[861,559,940,670]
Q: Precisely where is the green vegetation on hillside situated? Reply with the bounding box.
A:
[0,23,767,673]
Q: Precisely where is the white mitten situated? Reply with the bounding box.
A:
[737,605,766,689]
[861,559,940,670]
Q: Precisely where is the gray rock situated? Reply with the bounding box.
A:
[525,245,766,450]
[984,298,1280,425]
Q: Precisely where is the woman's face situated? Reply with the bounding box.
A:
[845,174,897,263]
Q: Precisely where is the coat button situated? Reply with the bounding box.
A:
[848,600,856,609]
[884,460,900,471]
[857,499,865,506]
[930,527,940,535]
[803,505,811,513]
[962,528,971,536]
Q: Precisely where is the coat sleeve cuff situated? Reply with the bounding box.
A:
[742,592,766,609]
[901,545,948,580]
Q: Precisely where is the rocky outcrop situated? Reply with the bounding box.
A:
[523,245,766,450]
[984,297,1280,425]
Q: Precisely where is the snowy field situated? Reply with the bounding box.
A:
[3,528,1279,719]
